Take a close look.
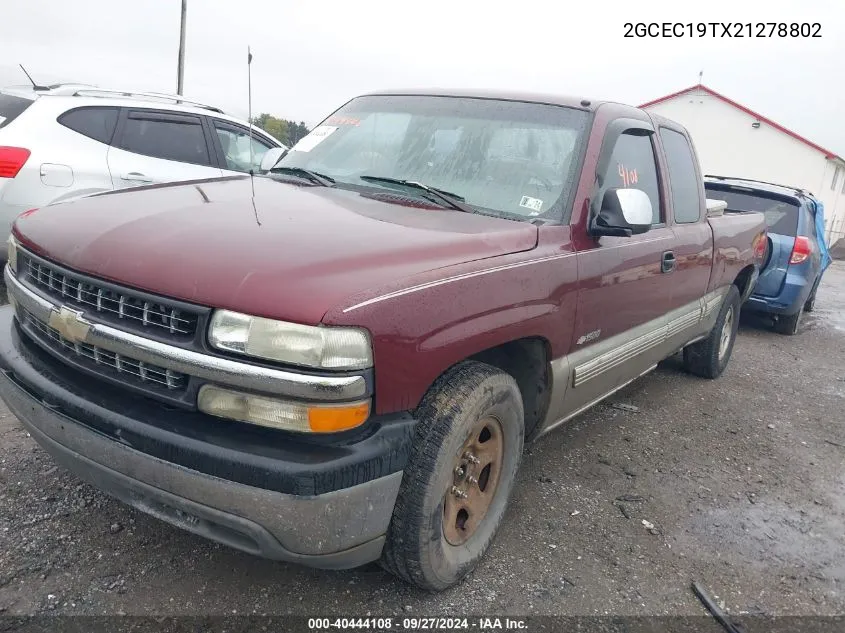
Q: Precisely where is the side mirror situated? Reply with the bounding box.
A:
[259,147,287,172]
[591,188,653,237]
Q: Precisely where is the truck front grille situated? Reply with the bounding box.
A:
[22,308,188,393]
[20,253,201,341]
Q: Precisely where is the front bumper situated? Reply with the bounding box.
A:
[0,307,416,568]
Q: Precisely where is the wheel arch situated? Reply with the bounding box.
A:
[733,264,757,302]
[414,336,552,439]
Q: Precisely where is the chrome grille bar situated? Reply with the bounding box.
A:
[21,257,198,336]
[5,266,369,402]
[23,309,187,390]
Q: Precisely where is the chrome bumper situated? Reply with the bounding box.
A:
[4,265,367,401]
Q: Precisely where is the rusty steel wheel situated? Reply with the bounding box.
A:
[443,416,504,546]
[380,361,524,591]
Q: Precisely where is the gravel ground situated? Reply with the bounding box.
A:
[0,264,844,618]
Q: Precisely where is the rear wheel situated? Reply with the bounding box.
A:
[803,293,817,313]
[683,285,740,378]
[774,310,802,335]
[380,361,524,591]
[804,278,820,312]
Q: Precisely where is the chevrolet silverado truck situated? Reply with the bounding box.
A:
[0,90,767,591]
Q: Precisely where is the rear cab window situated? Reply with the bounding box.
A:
[0,93,34,129]
[117,110,211,166]
[659,128,702,223]
[58,107,119,144]
[704,186,799,236]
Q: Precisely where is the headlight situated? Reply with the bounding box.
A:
[7,235,18,273]
[208,310,372,370]
[198,384,370,433]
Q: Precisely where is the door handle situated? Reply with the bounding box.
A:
[120,172,152,184]
[661,251,676,273]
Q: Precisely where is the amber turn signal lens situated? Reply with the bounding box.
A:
[198,384,370,434]
[308,401,370,433]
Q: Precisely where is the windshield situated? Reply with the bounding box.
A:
[705,186,800,236]
[276,95,590,221]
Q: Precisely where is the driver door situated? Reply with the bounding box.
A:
[568,128,676,412]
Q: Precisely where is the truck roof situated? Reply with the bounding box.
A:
[361,88,602,111]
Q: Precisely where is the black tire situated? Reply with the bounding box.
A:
[804,279,820,312]
[803,293,816,313]
[380,361,524,591]
[683,285,741,379]
[774,310,802,335]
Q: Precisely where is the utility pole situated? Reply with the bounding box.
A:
[177,0,187,95]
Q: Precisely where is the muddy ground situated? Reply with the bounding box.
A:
[0,264,843,618]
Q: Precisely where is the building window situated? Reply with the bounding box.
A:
[833,165,842,191]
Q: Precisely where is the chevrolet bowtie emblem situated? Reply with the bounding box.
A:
[47,306,92,344]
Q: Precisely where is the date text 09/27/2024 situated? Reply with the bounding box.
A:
[624,22,821,38]
[308,618,528,630]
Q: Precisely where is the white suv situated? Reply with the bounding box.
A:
[0,84,285,258]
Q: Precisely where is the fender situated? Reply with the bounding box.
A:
[324,237,579,416]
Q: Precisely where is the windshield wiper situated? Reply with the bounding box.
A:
[359,176,474,213]
[270,166,335,187]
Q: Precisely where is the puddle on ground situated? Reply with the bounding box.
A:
[677,473,845,582]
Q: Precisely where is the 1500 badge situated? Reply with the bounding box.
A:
[576,329,601,345]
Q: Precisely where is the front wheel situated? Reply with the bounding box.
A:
[380,361,524,591]
[683,285,741,379]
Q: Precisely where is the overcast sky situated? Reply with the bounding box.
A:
[1,0,843,154]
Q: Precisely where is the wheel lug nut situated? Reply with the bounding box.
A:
[454,465,465,477]
[467,475,478,485]
[464,452,480,464]
[451,486,468,499]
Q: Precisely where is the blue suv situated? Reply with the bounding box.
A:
[704,176,832,335]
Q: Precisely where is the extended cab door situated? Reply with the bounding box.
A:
[567,119,677,415]
[107,109,222,189]
[657,126,713,325]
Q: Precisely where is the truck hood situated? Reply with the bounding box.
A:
[14,176,538,324]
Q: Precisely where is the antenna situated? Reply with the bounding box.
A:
[19,64,48,91]
[247,46,255,174]
[247,46,261,226]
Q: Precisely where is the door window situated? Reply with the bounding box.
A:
[58,107,119,144]
[118,112,211,165]
[214,123,274,172]
[604,132,662,224]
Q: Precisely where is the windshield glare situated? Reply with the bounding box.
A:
[277,95,589,220]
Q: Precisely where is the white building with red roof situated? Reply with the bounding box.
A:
[641,84,845,246]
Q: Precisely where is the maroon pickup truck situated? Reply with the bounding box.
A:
[0,89,767,591]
